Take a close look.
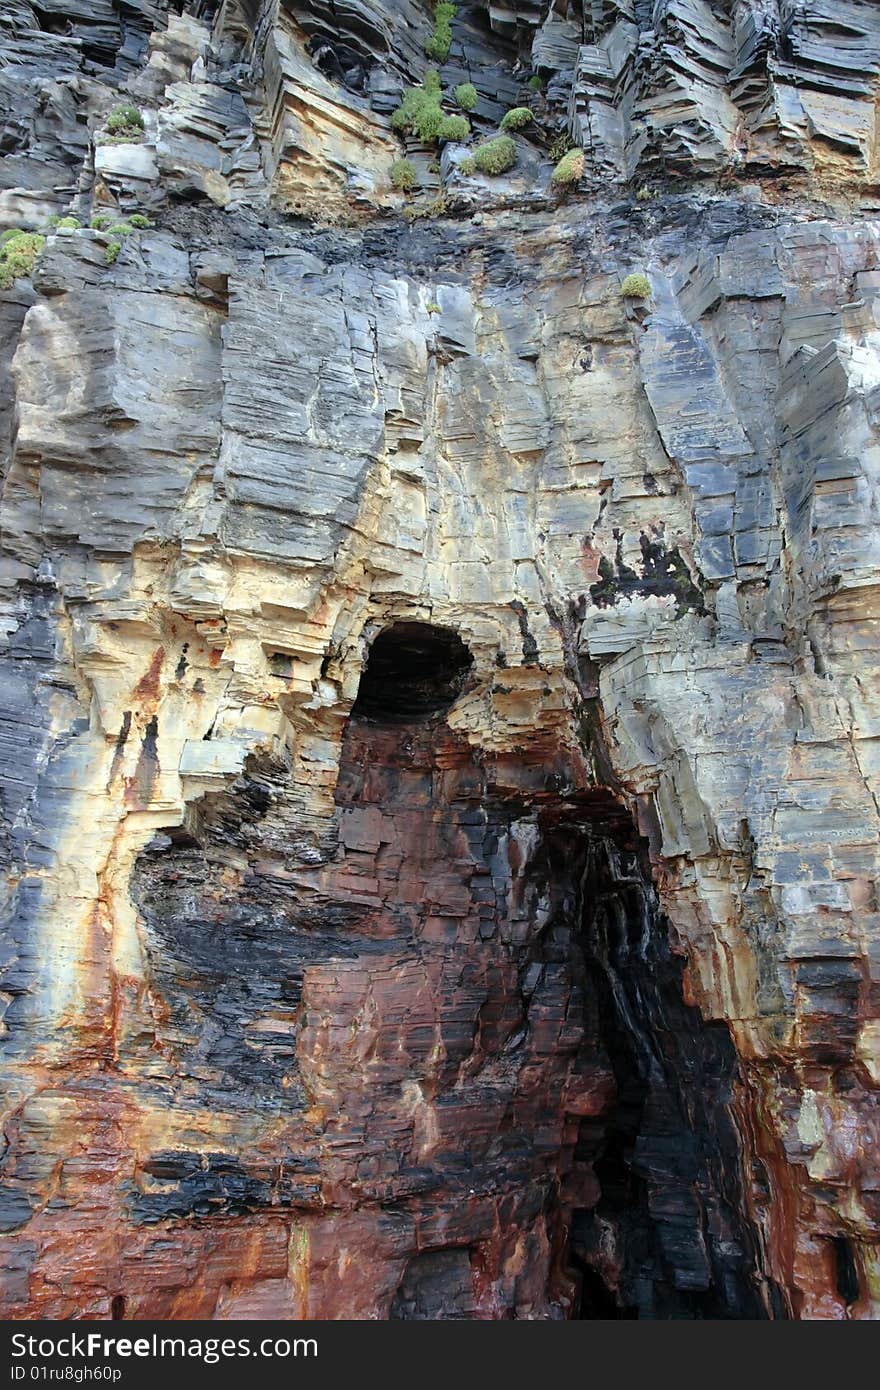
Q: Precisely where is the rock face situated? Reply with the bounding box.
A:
[1,0,880,1320]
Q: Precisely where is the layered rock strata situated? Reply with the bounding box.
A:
[1,1,880,1320]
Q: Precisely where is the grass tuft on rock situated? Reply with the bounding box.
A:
[620,272,651,299]
[391,71,444,142]
[551,148,584,186]
[0,230,46,289]
[425,3,456,62]
[102,104,145,143]
[390,158,418,191]
[454,82,477,111]
[500,106,532,132]
[438,114,469,142]
[527,75,545,92]
[461,134,517,176]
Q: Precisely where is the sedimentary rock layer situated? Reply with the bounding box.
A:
[1,1,880,1319]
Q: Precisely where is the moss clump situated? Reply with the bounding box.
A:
[426,301,441,314]
[438,113,469,142]
[461,134,517,176]
[101,104,145,143]
[425,3,456,62]
[551,147,584,185]
[0,230,46,290]
[527,75,545,92]
[390,157,417,191]
[48,214,81,230]
[91,212,149,266]
[620,272,651,299]
[454,82,477,111]
[391,70,444,142]
[106,104,144,134]
[500,106,532,132]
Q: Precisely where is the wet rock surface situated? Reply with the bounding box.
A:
[1,1,880,1319]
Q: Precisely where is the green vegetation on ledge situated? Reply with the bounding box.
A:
[391,70,444,142]
[551,148,584,185]
[438,114,469,142]
[454,82,477,111]
[425,4,456,62]
[500,107,532,132]
[101,104,145,143]
[390,158,417,191]
[620,272,651,299]
[392,71,470,149]
[0,230,46,290]
[460,134,517,176]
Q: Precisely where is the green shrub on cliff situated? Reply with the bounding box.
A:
[551,148,584,186]
[438,114,470,142]
[0,230,46,290]
[101,104,145,143]
[391,70,444,142]
[95,212,151,267]
[620,272,651,299]
[527,75,545,92]
[425,3,456,62]
[106,104,143,134]
[392,71,471,149]
[460,134,517,176]
[500,106,532,132]
[454,82,477,111]
[391,158,417,191]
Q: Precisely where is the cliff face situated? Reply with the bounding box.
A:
[1,0,880,1320]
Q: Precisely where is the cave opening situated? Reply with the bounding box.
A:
[351,621,473,723]
[539,824,771,1320]
[341,643,772,1319]
[128,622,771,1319]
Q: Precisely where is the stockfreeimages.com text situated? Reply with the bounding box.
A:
[11,1335,317,1365]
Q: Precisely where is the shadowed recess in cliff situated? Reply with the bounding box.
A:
[352,621,473,722]
[121,673,775,1316]
[562,835,776,1319]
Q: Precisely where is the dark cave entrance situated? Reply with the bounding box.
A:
[130,622,772,1319]
[528,815,771,1320]
[341,624,770,1319]
[351,621,473,723]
